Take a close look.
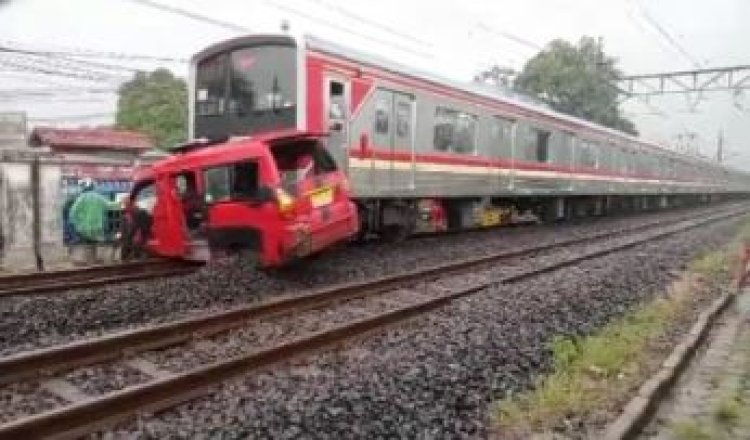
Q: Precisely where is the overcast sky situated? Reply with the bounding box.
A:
[0,0,748,167]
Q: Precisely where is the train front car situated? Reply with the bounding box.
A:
[190,35,301,140]
[123,35,358,266]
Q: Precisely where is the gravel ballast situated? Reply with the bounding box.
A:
[0,206,731,357]
[93,213,746,438]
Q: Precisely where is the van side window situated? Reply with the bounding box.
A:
[132,181,156,214]
[232,162,259,196]
[204,161,259,203]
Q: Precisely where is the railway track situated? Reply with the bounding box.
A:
[0,260,202,298]
[0,207,746,438]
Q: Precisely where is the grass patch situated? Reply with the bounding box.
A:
[494,296,682,431]
[714,395,742,426]
[493,214,750,435]
[688,250,731,281]
[671,420,714,440]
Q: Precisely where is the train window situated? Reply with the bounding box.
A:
[490,116,514,158]
[434,107,455,152]
[375,97,390,135]
[328,80,346,132]
[229,47,296,114]
[433,107,477,154]
[556,132,574,164]
[579,140,598,168]
[396,102,410,137]
[454,113,477,154]
[196,53,227,116]
[533,129,550,163]
[203,161,259,203]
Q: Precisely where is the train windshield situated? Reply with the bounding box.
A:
[194,44,296,139]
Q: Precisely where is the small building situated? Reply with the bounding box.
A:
[29,127,152,160]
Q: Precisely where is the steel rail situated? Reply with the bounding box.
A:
[0,260,202,298]
[0,208,745,438]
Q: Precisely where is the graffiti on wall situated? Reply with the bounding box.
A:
[61,165,134,244]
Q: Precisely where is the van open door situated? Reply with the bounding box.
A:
[151,176,187,257]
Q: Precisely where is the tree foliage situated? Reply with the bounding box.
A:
[474,65,516,89]
[512,37,638,136]
[116,68,187,149]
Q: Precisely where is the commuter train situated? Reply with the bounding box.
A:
[124,33,750,266]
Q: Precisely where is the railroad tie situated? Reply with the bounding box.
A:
[41,378,90,404]
[123,357,172,379]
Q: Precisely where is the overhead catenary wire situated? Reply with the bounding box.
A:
[262,0,432,59]
[475,21,542,53]
[0,58,126,83]
[121,0,431,60]
[0,87,118,99]
[306,0,432,49]
[628,0,702,68]
[0,39,188,63]
[123,0,252,33]
[0,45,143,75]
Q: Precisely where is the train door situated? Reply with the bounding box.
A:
[372,90,394,193]
[391,92,415,190]
[325,77,350,172]
[372,89,415,192]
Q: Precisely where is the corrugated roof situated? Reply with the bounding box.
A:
[29,127,153,151]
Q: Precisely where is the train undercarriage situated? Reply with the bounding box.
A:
[355,193,731,241]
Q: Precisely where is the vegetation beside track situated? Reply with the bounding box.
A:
[492,215,750,437]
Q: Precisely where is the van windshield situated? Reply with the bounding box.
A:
[271,140,337,194]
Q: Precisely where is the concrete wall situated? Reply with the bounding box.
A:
[0,158,36,269]
[0,155,135,271]
[40,163,65,263]
[0,136,157,271]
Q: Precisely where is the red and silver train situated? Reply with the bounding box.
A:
[124,33,750,266]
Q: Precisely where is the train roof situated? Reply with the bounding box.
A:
[303,35,728,169]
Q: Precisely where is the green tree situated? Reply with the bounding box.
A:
[116,68,187,148]
[512,37,638,136]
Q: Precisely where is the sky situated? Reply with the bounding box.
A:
[0,0,748,167]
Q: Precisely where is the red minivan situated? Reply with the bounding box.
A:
[123,131,359,267]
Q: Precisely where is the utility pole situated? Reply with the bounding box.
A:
[717,129,724,163]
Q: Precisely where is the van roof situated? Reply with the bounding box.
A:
[148,130,327,175]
